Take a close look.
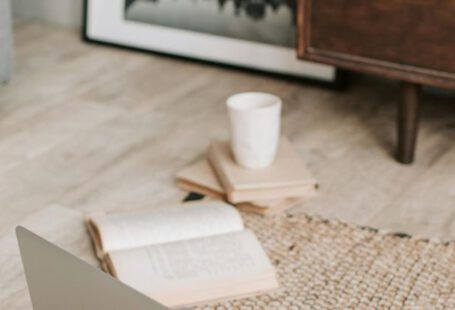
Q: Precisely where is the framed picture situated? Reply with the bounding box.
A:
[83,0,336,82]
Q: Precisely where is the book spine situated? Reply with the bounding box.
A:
[230,185,317,203]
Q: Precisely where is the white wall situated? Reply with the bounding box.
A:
[12,0,83,29]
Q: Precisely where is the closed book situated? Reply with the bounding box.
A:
[176,159,304,215]
[208,137,318,203]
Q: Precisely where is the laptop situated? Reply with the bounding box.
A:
[16,226,187,310]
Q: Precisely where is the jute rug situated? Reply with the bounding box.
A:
[196,212,455,310]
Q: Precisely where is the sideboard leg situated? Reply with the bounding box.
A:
[397,82,421,164]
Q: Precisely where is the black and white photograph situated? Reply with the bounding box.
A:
[124,0,296,48]
[84,0,335,80]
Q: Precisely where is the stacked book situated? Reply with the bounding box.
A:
[176,137,318,215]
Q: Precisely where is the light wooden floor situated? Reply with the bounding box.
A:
[1,22,454,240]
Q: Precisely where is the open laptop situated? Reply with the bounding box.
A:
[16,226,187,310]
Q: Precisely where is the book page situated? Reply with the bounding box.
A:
[107,230,277,306]
[88,201,244,254]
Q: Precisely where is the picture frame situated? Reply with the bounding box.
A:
[83,0,337,83]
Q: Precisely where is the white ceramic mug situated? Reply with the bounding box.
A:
[226,92,282,169]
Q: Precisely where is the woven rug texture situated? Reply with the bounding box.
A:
[195,213,455,310]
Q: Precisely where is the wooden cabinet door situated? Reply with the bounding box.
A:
[297,0,455,89]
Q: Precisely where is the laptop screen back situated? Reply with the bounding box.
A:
[16,226,170,310]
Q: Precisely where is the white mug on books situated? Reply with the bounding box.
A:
[226,92,282,169]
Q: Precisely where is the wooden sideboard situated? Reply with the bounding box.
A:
[297,0,455,163]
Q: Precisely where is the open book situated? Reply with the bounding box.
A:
[86,201,279,308]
